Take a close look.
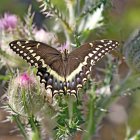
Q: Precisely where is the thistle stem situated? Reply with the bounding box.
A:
[12,115,28,140]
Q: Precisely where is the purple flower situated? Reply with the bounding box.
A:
[0,13,17,30]
[16,73,35,87]
[57,42,69,52]
[34,29,58,45]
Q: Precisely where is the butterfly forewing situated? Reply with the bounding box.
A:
[9,40,61,67]
[67,39,119,77]
[9,39,119,97]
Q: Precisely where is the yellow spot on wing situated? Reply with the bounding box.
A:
[37,43,40,48]
[35,56,41,61]
[66,56,89,81]
[47,66,65,81]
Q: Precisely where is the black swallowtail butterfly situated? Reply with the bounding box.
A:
[9,40,119,97]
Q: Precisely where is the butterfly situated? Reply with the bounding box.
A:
[9,40,119,97]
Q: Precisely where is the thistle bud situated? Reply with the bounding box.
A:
[7,72,45,116]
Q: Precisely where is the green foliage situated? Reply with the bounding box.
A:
[54,97,84,139]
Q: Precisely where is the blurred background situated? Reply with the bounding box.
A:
[0,0,140,140]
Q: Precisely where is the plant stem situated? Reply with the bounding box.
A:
[83,85,96,140]
[83,98,95,140]
[13,115,28,140]
[29,115,41,140]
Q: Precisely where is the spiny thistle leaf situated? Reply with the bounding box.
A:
[54,97,84,139]
[23,6,35,39]
[79,0,107,19]
[36,0,71,31]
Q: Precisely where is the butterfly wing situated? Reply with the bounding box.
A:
[9,40,67,96]
[9,40,61,67]
[65,40,119,95]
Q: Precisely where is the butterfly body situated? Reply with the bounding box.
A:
[9,40,119,97]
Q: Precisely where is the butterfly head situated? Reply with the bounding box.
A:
[58,42,69,53]
[62,49,69,61]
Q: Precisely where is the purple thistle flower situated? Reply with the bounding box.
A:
[16,73,35,87]
[57,42,69,53]
[34,29,58,46]
[0,13,17,30]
